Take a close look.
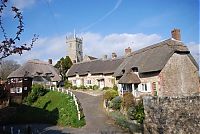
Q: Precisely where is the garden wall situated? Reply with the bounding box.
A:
[143,94,200,134]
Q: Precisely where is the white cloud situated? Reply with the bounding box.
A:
[6,32,162,65]
[82,32,162,58]
[12,0,36,9]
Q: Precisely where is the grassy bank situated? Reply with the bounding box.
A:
[1,91,85,127]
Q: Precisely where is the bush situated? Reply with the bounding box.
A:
[102,87,110,90]
[92,85,99,90]
[122,92,136,110]
[32,84,48,96]
[127,100,145,124]
[110,96,122,110]
[24,84,48,105]
[87,85,93,90]
[113,85,118,91]
[79,85,87,90]
[103,89,118,101]
[64,80,72,89]
[71,86,77,90]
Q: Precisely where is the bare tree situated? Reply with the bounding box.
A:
[0,0,38,60]
[0,60,20,80]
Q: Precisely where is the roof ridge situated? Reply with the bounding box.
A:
[131,38,186,56]
[74,57,125,65]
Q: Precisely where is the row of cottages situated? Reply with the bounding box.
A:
[6,59,61,103]
[67,58,124,88]
[67,29,199,97]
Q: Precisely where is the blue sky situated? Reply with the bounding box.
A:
[1,0,199,64]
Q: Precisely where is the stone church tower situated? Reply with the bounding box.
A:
[66,33,83,63]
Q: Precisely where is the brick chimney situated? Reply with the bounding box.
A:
[171,28,181,41]
[48,59,52,64]
[112,53,117,59]
[125,47,132,56]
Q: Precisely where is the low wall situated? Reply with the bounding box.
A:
[143,94,200,134]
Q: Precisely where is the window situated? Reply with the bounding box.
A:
[10,88,15,93]
[18,78,22,83]
[87,80,91,84]
[16,87,22,93]
[73,80,76,85]
[142,83,147,91]
[10,87,22,93]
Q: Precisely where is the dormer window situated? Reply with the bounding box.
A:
[122,69,125,74]
[132,67,138,72]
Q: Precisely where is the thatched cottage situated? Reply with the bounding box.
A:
[7,59,61,103]
[67,58,124,88]
[67,29,199,97]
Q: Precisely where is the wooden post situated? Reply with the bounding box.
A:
[11,127,13,134]
[70,91,73,96]
[18,129,20,134]
[78,111,81,120]
[3,126,5,132]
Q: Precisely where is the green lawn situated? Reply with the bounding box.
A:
[1,91,85,127]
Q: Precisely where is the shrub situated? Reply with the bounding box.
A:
[87,85,93,90]
[103,89,118,101]
[24,84,48,105]
[92,85,99,90]
[110,96,122,110]
[64,80,72,89]
[71,86,77,90]
[127,100,145,124]
[113,85,118,91]
[79,85,87,90]
[102,87,110,90]
[32,84,48,96]
[122,92,136,110]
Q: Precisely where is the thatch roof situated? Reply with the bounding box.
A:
[8,59,61,82]
[113,38,198,77]
[118,72,141,84]
[67,58,124,77]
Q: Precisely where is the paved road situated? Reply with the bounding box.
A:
[66,91,128,134]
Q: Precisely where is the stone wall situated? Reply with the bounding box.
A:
[143,94,200,134]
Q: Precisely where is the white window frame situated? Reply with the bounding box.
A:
[16,87,22,93]
[24,87,28,90]
[87,80,91,84]
[10,88,16,93]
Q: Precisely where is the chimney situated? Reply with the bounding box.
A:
[112,52,117,59]
[125,47,132,56]
[48,59,52,64]
[171,28,181,41]
[103,55,108,60]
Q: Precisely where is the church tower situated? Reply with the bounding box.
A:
[66,32,83,63]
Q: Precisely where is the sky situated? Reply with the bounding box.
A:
[1,0,199,65]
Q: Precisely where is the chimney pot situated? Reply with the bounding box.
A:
[171,28,181,41]
[48,59,52,64]
[125,47,132,56]
[112,53,117,59]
